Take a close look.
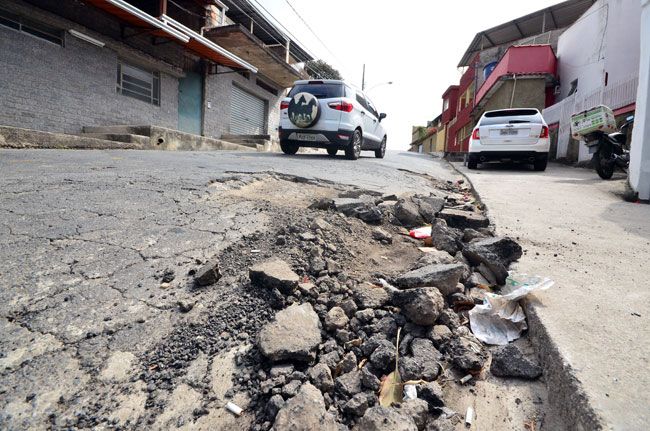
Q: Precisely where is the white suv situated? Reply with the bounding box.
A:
[279,80,387,160]
[468,108,549,171]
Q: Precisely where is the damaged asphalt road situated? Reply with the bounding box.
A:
[0,150,549,430]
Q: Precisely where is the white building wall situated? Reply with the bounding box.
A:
[544,0,642,161]
[628,0,650,200]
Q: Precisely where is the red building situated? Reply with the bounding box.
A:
[440,0,596,154]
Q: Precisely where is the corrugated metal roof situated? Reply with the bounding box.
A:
[458,0,597,67]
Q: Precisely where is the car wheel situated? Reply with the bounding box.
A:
[375,137,386,159]
[345,129,362,160]
[280,142,299,155]
[467,154,478,170]
[533,154,548,171]
[327,148,338,157]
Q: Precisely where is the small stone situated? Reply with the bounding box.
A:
[194,259,222,286]
[324,306,349,331]
[339,299,358,317]
[449,335,488,373]
[369,339,396,372]
[399,338,442,381]
[393,287,444,326]
[266,394,285,419]
[358,406,418,431]
[343,392,371,416]
[355,308,375,323]
[360,367,381,391]
[308,363,334,392]
[273,383,338,430]
[490,344,542,379]
[394,198,424,228]
[351,282,389,308]
[300,232,317,241]
[282,379,302,397]
[325,258,341,275]
[397,399,430,430]
[427,325,453,347]
[309,256,327,274]
[335,369,362,396]
[462,228,486,242]
[250,258,300,294]
[338,351,357,374]
[176,299,195,313]
[372,227,393,244]
[311,218,332,231]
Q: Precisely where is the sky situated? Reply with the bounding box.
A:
[252,0,560,149]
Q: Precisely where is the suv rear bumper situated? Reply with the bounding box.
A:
[279,127,352,149]
[469,151,548,162]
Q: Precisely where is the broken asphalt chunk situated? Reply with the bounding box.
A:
[394,263,465,296]
[258,303,322,362]
[438,208,489,229]
[462,237,523,285]
[490,344,542,379]
[194,259,222,286]
[249,258,299,294]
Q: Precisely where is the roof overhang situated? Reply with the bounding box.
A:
[458,0,597,67]
[206,24,306,87]
[83,0,190,43]
[161,15,257,72]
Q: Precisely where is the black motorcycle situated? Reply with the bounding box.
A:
[584,115,634,179]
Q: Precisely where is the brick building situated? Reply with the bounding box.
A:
[0,0,312,141]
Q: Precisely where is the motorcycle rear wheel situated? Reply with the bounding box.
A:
[594,153,615,179]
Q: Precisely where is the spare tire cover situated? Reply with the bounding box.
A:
[288,92,320,128]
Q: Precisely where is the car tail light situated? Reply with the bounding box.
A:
[539,125,549,138]
[328,101,354,112]
[280,100,289,110]
[472,128,480,140]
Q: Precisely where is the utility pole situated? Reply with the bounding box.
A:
[362,64,365,90]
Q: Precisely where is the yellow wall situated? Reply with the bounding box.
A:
[435,126,446,152]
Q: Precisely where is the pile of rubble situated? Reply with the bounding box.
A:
[211,185,532,430]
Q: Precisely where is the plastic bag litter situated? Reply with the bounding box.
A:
[469,274,554,345]
[403,384,417,401]
[409,226,431,239]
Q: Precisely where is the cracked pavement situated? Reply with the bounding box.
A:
[0,149,459,429]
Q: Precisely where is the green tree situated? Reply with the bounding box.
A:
[305,59,342,80]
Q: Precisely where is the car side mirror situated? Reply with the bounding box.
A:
[379,113,387,121]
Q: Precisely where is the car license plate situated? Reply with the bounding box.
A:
[500,129,518,136]
[295,133,317,142]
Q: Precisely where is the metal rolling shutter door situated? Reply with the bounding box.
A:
[230,85,266,135]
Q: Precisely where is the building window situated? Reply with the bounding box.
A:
[116,61,160,106]
[0,8,63,45]
[568,79,578,96]
[443,98,449,111]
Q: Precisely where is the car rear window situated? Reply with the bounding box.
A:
[288,83,343,99]
[480,109,543,126]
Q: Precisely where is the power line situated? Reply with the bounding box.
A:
[246,0,316,60]
[282,0,344,67]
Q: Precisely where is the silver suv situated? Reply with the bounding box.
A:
[279,80,387,160]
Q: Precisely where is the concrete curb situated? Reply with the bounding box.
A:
[446,160,605,430]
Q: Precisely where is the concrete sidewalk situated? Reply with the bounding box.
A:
[455,162,650,430]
